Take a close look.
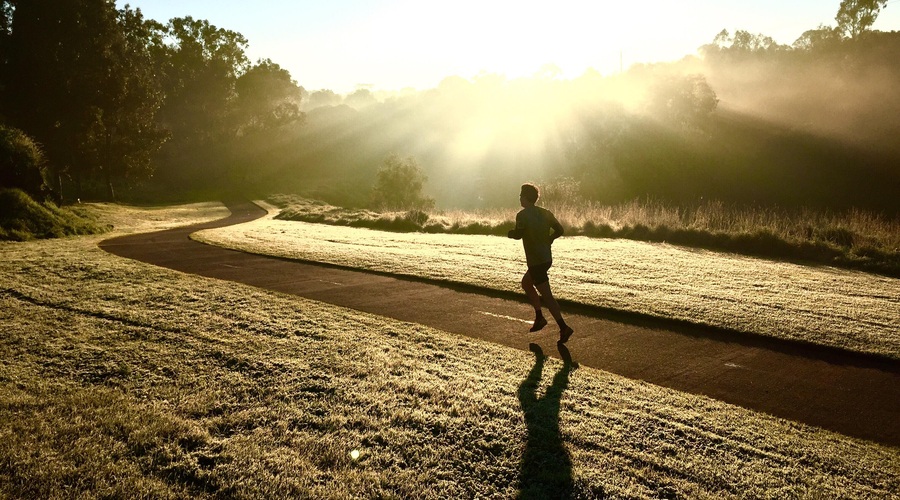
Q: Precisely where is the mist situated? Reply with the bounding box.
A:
[226,30,900,213]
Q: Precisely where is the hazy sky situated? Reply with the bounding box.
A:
[116,0,900,93]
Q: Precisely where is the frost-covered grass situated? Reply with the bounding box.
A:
[1,202,898,498]
[270,195,900,276]
[196,203,900,361]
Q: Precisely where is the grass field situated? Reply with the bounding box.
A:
[1,202,898,497]
[195,202,900,361]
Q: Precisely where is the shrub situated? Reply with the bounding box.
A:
[0,125,50,200]
[818,227,855,248]
[370,154,435,211]
[404,209,429,227]
[0,188,104,241]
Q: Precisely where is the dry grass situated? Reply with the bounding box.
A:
[1,202,898,498]
[196,204,900,361]
[270,195,900,276]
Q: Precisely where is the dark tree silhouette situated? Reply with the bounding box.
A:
[0,124,48,200]
[793,24,843,50]
[2,0,167,200]
[0,0,11,72]
[157,16,248,146]
[836,0,889,39]
[153,16,249,188]
[234,58,304,135]
[4,0,119,198]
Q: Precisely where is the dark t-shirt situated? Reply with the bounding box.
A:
[514,206,562,267]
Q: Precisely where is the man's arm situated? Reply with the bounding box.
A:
[508,212,524,239]
[549,215,564,243]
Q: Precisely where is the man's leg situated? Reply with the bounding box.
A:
[535,280,573,342]
[521,271,547,331]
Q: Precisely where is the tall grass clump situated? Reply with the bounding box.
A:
[547,198,900,276]
[270,195,515,236]
[0,188,106,241]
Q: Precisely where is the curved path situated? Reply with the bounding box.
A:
[100,201,900,447]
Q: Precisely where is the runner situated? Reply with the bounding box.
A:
[507,183,574,343]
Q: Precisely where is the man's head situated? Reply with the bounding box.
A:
[520,183,539,206]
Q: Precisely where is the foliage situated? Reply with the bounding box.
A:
[2,0,899,213]
[1,0,168,201]
[0,188,104,240]
[645,73,718,132]
[371,154,435,211]
[701,29,790,58]
[0,0,10,68]
[836,0,889,39]
[157,16,249,148]
[793,24,843,51]
[97,5,170,198]
[306,89,343,109]
[3,0,118,196]
[234,59,304,135]
[0,124,49,200]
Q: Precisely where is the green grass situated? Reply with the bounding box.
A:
[269,194,900,277]
[0,188,108,241]
[1,202,898,497]
[196,202,900,361]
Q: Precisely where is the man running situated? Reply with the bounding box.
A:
[507,183,574,343]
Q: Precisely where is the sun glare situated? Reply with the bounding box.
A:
[346,0,687,89]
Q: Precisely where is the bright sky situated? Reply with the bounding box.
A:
[117,0,900,93]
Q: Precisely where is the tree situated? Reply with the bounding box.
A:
[793,24,843,50]
[307,89,343,109]
[701,29,788,60]
[0,0,12,80]
[0,124,49,200]
[3,0,127,199]
[88,5,169,200]
[371,153,434,211]
[647,74,718,132]
[2,1,170,200]
[157,16,249,146]
[154,16,249,187]
[345,88,377,109]
[836,0,889,39]
[234,58,304,135]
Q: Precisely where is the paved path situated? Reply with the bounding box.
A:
[99,201,900,447]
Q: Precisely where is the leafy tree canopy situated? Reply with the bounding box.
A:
[371,153,434,211]
[836,0,889,39]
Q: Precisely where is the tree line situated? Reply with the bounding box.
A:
[273,0,899,211]
[0,0,304,202]
[1,0,897,213]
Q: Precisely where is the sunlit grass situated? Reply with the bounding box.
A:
[85,201,230,234]
[197,202,900,360]
[1,202,898,497]
[269,194,900,276]
[548,197,900,268]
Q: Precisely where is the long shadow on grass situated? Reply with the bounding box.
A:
[518,343,581,499]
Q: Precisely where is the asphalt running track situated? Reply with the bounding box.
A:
[99,201,900,447]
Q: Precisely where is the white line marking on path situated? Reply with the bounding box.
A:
[478,311,532,324]
[724,362,746,369]
[318,279,344,286]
